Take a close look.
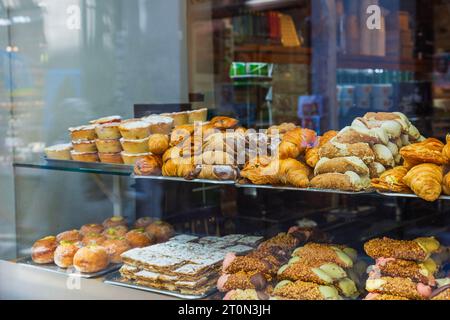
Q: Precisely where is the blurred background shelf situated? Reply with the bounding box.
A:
[235,44,311,64]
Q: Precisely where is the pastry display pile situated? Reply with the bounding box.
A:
[371,136,450,201]
[118,234,260,296]
[363,237,448,300]
[30,216,173,274]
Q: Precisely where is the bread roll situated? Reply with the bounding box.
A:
[54,241,80,268]
[31,236,58,264]
[73,246,110,273]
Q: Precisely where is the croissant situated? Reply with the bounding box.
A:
[371,166,410,193]
[240,157,280,185]
[148,134,169,155]
[199,150,235,165]
[170,125,194,147]
[305,130,338,168]
[278,128,317,160]
[403,164,443,202]
[134,155,162,176]
[267,123,297,136]
[187,164,239,181]
[210,116,239,130]
[162,157,195,178]
[443,134,450,162]
[400,138,446,166]
[443,172,450,196]
[278,158,311,188]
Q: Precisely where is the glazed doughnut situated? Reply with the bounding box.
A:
[73,246,110,273]
[56,229,82,243]
[54,241,80,268]
[82,232,107,246]
[125,229,155,248]
[80,224,104,236]
[102,216,128,228]
[102,237,131,263]
[31,236,58,264]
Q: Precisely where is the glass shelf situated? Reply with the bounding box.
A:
[13,160,133,176]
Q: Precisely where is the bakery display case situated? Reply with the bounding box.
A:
[1,0,450,301]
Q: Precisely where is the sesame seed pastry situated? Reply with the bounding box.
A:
[223,289,270,301]
[217,272,267,292]
[271,280,342,300]
[365,276,432,300]
[292,243,355,268]
[364,237,440,262]
[431,283,450,300]
[257,233,299,254]
[368,257,437,286]
[277,261,347,285]
[222,252,277,278]
[364,293,409,300]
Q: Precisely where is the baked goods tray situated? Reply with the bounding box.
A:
[41,157,133,175]
[376,191,450,201]
[133,175,235,185]
[236,183,373,195]
[16,256,122,278]
[104,271,217,300]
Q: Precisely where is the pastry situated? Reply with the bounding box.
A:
[170,125,194,147]
[141,115,174,134]
[271,280,341,300]
[73,245,110,273]
[134,217,154,229]
[188,108,208,124]
[368,162,386,179]
[403,163,443,202]
[305,130,338,168]
[217,272,267,292]
[102,237,131,263]
[210,116,239,130]
[68,125,97,141]
[148,134,170,155]
[72,140,97,153]
[257,233,299,254]
[95,122,122,140]
[443,134,450,162]
[56,230,82,243]
[371,166,410,193]
[80,224,104,236]
[98,152,123,164]
[81,232,106,246]
[310,172,370,192]
[319,141,375,164]
[368,258,437,285]
[443,172,450,196]
[187,164,238,181]
[335,126,389,145]
[103,216,128,228]
[364,293,409,300]
[223,289,269,300]
[267,123,297,136]
[222,253,277,277]
[70,151,99,162]
[372,144,395,167]
[118,120,151,140]
[90,115,121,125]
[278,128,317,159]
[95,139,122,153]
[121,152,151,165]
[145,221,174,243]
[400,138,446,166]
[125,229,155,248]
[364,237,440,261]
[54,241,80,268]
[366,276,432,300]
[292,243,355,268]
[120,137,150,154]
[277,261,348,285]
[161,112,189,126]
[31,236,58,264]
[199,150,234,165]
[314,157,370,176]
[102,226,128,239]
[133,155,162,176]
[44,143,72,160]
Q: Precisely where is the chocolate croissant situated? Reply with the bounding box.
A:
[403,163,443,202]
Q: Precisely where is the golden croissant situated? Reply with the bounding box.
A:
[210,116,239,130]
[371,166,410,193]
[278,128,317,160]
[400,138,446,166]
[443,172,450,196]
[403,163,443,202]
[187,164,238,181]
[305,130,338,168]
[148,134,169,155]
[134,155,162,176]
[170,124,194,147]
[443,134,450,163]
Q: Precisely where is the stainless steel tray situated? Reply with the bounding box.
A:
[17,256,122,278]
[133,174,235,185]
[377,191,450,201]
[104,271,217,300]
[236,183,375,195]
